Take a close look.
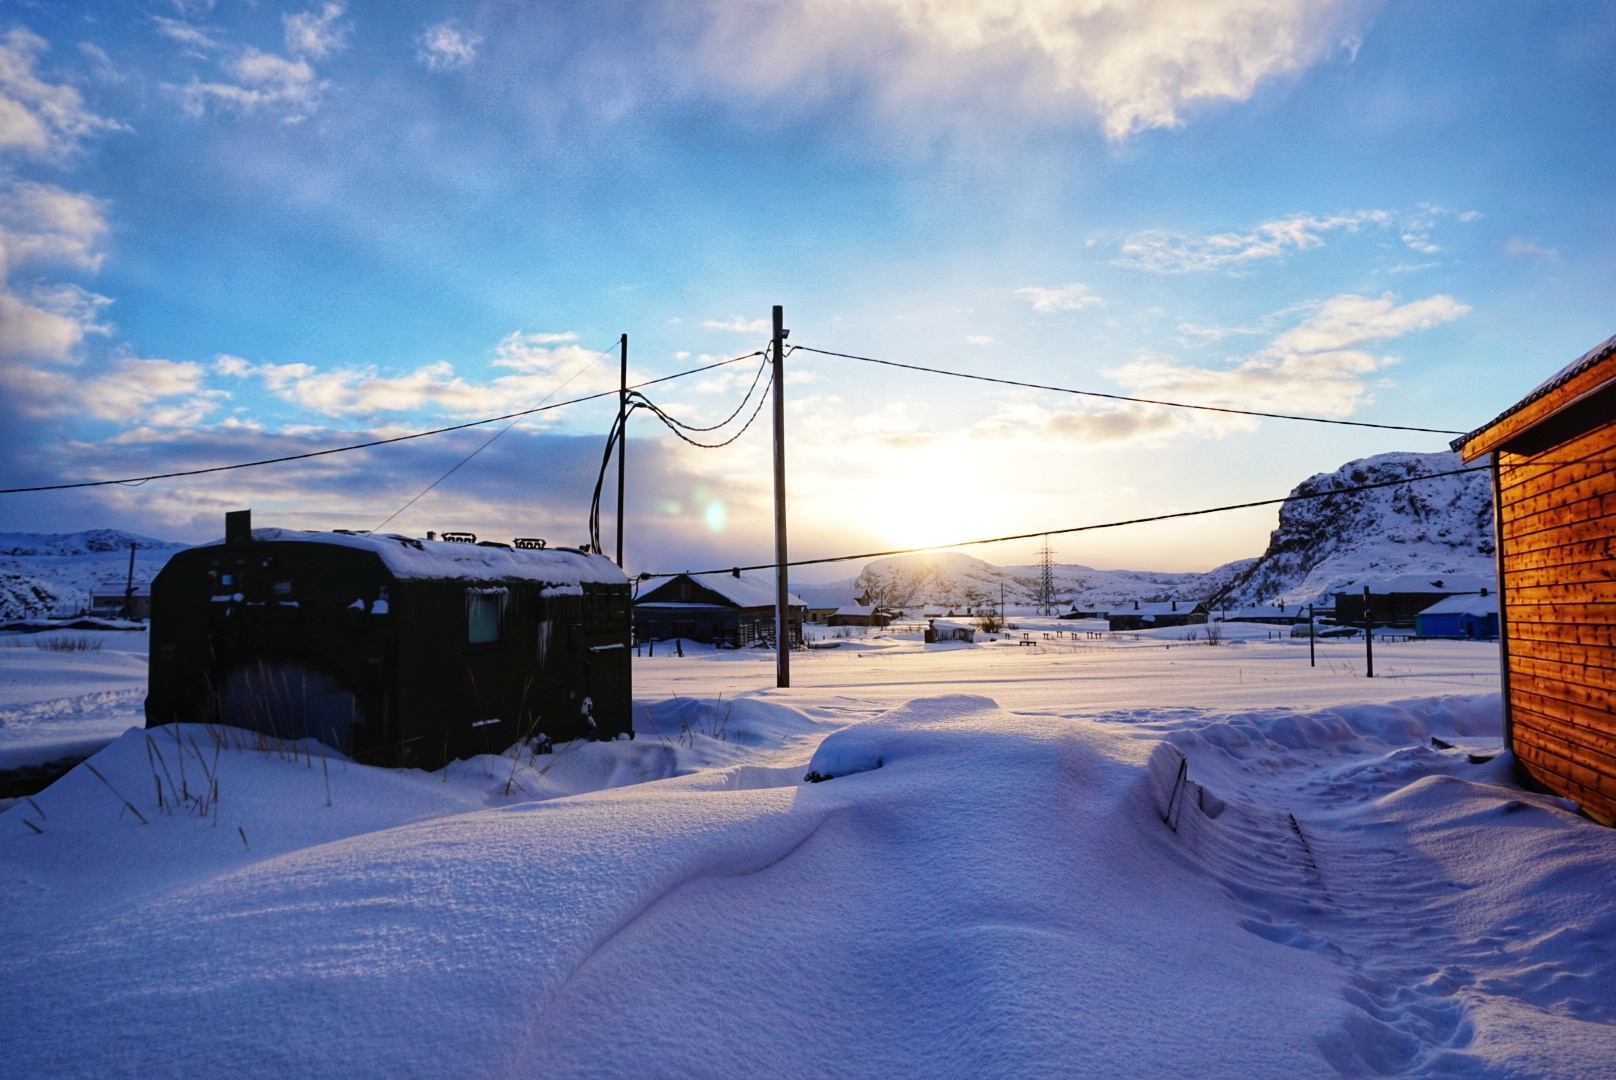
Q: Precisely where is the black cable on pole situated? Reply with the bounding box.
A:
[634,352,771,433]
[0,351,766,495]
[631,365,774,451]
[646,464,1490,578]
[793,344,1467,436]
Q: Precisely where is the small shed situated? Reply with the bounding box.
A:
[1414,592,1498,639]
[1453,332,1616,823]
[925,618,975,643]
[797,585,867,624]
[1107,600,1208,632]
[634,570,805,648]
[827,604,892,628]
[1332,574,1493,628]
[146,514,631,770]
[89,581,152,620]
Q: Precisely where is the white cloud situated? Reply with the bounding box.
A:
[966,335,993,345]
[171,48,323,122]
[153,16,222,54]
[1109,292,1470,420]
[416,21,482,72]
[703,316,769,334]
[702,0,1366,140]
[1116,211,1391,273]
[1505,237,1558,261]
[1015,283,1102,312]
[284,3,349,61]
[0,29,122,160]
[215,331,625,419]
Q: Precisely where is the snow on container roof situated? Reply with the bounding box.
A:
[209,528,628,586]
[1416,593,1498,617]
[639,571,805,609]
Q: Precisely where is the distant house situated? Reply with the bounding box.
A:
[634,570,805,648]
[925,618,975,643]
[1414,592,1498,639]
[797,585,868,624]
[1452,331,1616,824]
[1212,605,1305,625]
[89,581,152,620]
[827,604,891,628]
[1332,574,1494,628]
[1107,600,1208,632]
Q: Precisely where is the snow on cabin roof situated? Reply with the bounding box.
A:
[638,571,805,609]
[212,528,629,585]
[832,604,878,617]
[1114,601,1203,616]
[1333,573,1492,595]
[797,586,862,609]
[1451,332,1616,452]
[1417,592,1499,617]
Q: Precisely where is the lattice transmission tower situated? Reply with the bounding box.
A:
[1036,536,1058,616]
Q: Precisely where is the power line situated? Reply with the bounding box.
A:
[0,351,765,495]
[648,464,1489,578]
[792,344,1466,436]
[370,341,620,536]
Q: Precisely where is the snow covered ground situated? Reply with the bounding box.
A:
[3,625,1615,1077]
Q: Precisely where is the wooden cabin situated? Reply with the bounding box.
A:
[633,570,805,648]
[826,604,892,629]
[925,618,975,643]
[146,512,632,770]
[1453,332,1616,823]
[1107,600,1208,632]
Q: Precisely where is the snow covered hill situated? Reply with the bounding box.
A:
[849,551,1226,612]
[1215,451,1495,608]
[0,530,188,620]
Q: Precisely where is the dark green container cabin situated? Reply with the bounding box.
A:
[146,514,632,769]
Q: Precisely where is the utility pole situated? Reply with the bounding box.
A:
[772,305,790,689]
[1363,585,1375,678]
[1307,603,1316,668]
[124,541,137,620]
[616,333,627,568]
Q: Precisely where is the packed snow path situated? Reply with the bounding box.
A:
[2,630,1613,1077]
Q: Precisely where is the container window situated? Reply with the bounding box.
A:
[466,587,508,644]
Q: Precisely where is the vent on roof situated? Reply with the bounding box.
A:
[514,537,547,550]
[441,531,476,544]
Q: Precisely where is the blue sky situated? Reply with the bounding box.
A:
[0,0,1611,576]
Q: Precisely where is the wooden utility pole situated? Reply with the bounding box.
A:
[1363,585,1375,678]
[1307,604,1316,668]
[772,305,790,689]
[616,333,627,567]
[124,542,138,620]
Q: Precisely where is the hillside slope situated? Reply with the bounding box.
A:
[1216,451,1494,608]
[0,530,188,620]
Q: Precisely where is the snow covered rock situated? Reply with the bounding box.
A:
[1216,451,1494,608]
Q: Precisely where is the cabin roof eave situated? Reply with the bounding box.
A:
[1451,333,1616,461]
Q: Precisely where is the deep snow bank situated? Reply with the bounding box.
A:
[3,691,1615,1078]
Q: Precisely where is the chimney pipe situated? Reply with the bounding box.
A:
[226,509,251,545]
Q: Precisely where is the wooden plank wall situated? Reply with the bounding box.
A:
[1497,414,1616,824]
